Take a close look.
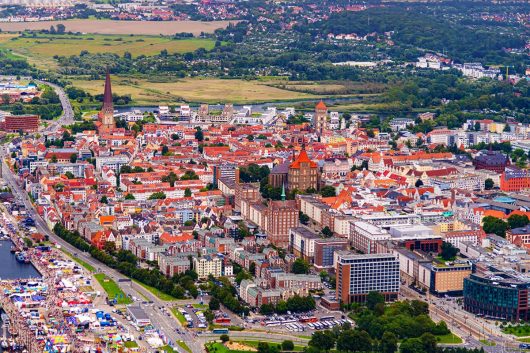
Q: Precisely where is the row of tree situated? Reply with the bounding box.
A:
[259,294,316,315]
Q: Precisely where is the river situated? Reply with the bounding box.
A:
[0,240,40,280]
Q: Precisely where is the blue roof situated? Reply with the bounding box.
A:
[493,196,515,204]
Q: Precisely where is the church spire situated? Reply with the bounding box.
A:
[281,183,286,201]
[98,68,116,132]
[103,68,113,108]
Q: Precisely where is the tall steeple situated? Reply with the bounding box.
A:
[98,69,116,132]
[281,183,286,201]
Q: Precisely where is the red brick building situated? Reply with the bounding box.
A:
[1,115,39,132]
[500,168,530,192]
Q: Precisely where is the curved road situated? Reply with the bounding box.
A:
[35,80,75,133]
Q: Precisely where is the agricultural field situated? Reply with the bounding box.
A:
[69,76,320,105]
[0,19,234,36]
[0,33,217,70]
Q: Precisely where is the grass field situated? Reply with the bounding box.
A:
[503,324,530,337]
[435,333,463,344]
[70,76,319,104]
[58,248,96,272]
[171,307,187,325]
[177,340,192,353]
[238,341,305,351]
[1,33,216,59]
[133,279,176,301]
[124,341,139,348]
[95,273,133,304]
[480,339,496,346]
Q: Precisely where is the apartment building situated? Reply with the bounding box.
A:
[193,255,223,279]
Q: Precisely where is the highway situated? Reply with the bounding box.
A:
[35,79,75,133]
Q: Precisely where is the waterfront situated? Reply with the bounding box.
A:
[0,241,40,280]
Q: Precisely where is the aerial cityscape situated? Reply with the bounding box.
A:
[0,0,528,352]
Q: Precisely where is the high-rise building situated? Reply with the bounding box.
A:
[97,70,116,133]
[264,200,298,248]
[288,146,319,192]
[336,253,400,304]
[1,114,39,132]
[313,100,327,134]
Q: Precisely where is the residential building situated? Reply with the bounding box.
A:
[193,255,223,279]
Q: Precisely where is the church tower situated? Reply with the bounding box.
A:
[313,100,328,134]
[98,70,116,132]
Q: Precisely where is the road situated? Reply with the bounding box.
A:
[35,80,75,133]
[400,286,520,353]
[0,150,203,353]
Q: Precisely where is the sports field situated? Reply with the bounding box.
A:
[0,19,234,35]
[69,76,319,104]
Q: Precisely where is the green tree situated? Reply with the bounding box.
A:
[51,155,58,163]
[508,214,529,229]
[281,340,294,351]
[64,171,75,179]
[484,178,494,190]
[124,193,135,200]
[482,216,508,237]
[220,334,229,343]
[415,179,423,187]
[380,331,398,353]
[292,258,310,274]
[184,188,192,197]
[309,330,336,352]
[299,212,310,225]
[440,241,458,261]
[70,154,77,163]
[321,226,333,238]
[148,192,166,200]
[100,196,108,204]
[209,297,220,310]
[161,172,178,187]
[195,127,204,142]
[320,185,336,197]
[337,330,371,353]
[260,303,275,315]
[366,291,384,311]
[161,145,170,156]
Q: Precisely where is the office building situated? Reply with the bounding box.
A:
[313,238,349,270]
[2,114,39,133]
[336,253,400,304]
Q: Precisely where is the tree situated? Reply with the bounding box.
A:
[56,23,66,34]
[380,331,398,353]
[51,155,58,163]
[484,178,494,190]
[440,241,458,261]
[482,216,508,237]
[299,212,310,225]
[195,127,204,142]
[220,334,229,343]
[161,172,178,187]
[504,124,511,132]
[124,193,135,200]
[415,179,423,187]
[399,338,424,353]
[337,330,371,353]
[247,134,254,141]
[366,291,384,311]
[474,122,481,131]
[209,297,220,310]
[508,214,529,229]
[161,145,170,156]
[292,258,310,274]
[70,154,77,163]
[281,340,294,351]
[184,188,192,197]
[148,192,166,200]
[64,171,75,179]
[100,196,109,204]
[260,303,275,315]
[420,333,437,353]
[309,330,336,351]
[321,226,333,238]
[249,262,256,276]
[320,185,336,197]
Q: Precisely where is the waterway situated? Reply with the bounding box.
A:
[0,240,40,280]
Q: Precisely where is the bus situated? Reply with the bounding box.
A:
[320,316,335,322]
[212,328,229,335]
[299,316,318,323]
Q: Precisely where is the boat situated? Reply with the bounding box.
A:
[15,252,26,264]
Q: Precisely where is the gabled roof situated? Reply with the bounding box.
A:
[290,148,317,169]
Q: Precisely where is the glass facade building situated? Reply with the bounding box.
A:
[463,273,530,321]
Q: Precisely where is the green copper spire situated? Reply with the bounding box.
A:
[281,183,286,201]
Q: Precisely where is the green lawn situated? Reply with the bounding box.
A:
[480,339,496,346]
[171,307,187,324]
[133,279,176,301]
[205,342,250,353]
[503,324,530,337]
[124,341,139,348]
[59,248,96,272]
[193,303,208,309]
[161,345,176,353]
[435,333,463,344]
[238,341,305,351]
[94,273,132,304]
[177,340,192,353]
